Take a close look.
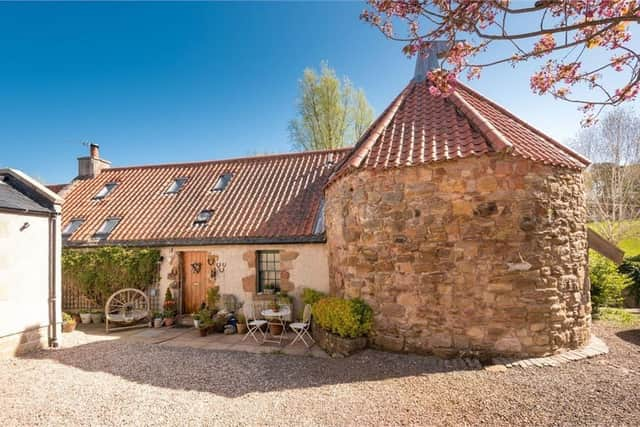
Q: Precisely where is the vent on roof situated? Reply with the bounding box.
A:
[62,219,84,237]
[166,178,187,194]
[93,182,117,200]
[94,218,120,239]
[194,209,213,225]
[212,173,233,192]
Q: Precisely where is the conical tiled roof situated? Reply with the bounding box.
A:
[331,80,589,182]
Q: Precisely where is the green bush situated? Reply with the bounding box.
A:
[302,288,326,306]
[312,297,373,338]
[63,247,161,306]
[590,251,630,313]
[599,307,637,325]
[618,254,640,305]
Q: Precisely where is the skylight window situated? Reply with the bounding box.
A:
[94,218,120,238]
[94,182,117,200]
[166,178,187,194]
[62,219,84,237]
[212,173,233,192]
[194,210,213,225]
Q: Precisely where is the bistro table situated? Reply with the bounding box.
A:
[261,307,290,345]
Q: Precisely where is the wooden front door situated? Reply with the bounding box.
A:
[182,251,213,314]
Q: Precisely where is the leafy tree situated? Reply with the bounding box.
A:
[289,62,374,150]
[572,107,640,242]
[362,1,640,124]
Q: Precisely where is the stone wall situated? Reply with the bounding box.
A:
[325,154,590,358]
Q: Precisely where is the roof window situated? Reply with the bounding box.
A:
[62,219,84,237]
[212,173,233,192]
[166,178,187,194]
[194,210,213,225]
[94,182,117,200]
[94,218,120,239]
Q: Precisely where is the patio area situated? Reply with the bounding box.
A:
[64,323,330,358]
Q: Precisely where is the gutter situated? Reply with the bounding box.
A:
[48,207,60,348]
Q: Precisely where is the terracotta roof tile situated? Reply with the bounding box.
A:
[61,149,349,246]
[331,80,589,182]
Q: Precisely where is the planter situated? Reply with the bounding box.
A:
[237,323,248,334]
[312,322,367,357]
[62,321,76,333]
[90,313,103,324]
[198,327,208,337]
[263,289,275,295]
[268,323,284,336]
[193,319,201,329]
[153,318,163,328]
[79,313,92,324]
[164,317,175,327]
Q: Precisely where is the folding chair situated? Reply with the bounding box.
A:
[241,303,267,343]
[289,304,315,348]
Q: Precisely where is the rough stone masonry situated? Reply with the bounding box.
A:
[325,153,590,358]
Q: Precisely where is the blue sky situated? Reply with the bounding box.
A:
[0,1,635,184]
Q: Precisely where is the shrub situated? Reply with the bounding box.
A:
[312,297,373,338]
[618,254,640,305]
[62,247,161,306]
[302,288,326,306]
[206,286,220,310]
[590,251,630,313]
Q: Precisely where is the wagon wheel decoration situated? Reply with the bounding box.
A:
[105,288,150,329]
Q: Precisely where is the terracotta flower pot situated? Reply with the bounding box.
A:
[198,327,208,337]
[237,323,248,334]
[164,317,175,327]
[269,323,283,336]
[62,321,76,333]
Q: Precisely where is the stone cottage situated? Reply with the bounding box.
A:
[52,53,596,358]
[55,144,349,318]
[323,55,591,357]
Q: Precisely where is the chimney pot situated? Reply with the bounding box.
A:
[90,143,100,159]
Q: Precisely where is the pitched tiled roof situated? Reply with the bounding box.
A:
[331,80,589,181]
[61,149,349,247]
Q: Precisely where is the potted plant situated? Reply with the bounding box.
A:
[206,286,220,311]
[263,283,275,295]
[270,299,280,313]
[79,310,92,324]
[163,288,177,326]
[62,312,77,333]
[198,317,212,337]
[153,311,163,328]
[90,310,103,324]
[192,312,201,329]
[236,312,247,334]
[213,314,227,333]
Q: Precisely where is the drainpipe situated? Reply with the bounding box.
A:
[48,208,60,348]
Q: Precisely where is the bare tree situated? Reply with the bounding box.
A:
[574,108,640,242]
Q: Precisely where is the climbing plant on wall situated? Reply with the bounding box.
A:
[62,247,161,307]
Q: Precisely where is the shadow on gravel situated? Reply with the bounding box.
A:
[615,329,640,346]
[19,338,482,398]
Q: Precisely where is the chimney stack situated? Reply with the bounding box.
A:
[412,41,452,82]
[77,143,110,179]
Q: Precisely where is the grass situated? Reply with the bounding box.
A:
[597,307,639,326]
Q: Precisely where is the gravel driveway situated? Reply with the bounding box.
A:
[1,321,639,426]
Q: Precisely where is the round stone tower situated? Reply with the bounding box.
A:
[324,53,591,358]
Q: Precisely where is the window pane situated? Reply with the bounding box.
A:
[167,178,187,193]
[62,219,83,236]
[212,173,233,191]
[96,218,119,236]
[94,183,117,199]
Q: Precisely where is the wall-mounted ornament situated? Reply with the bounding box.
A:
[191,262,202,274]
[216,261,227,273]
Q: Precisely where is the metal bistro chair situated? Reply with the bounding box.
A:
[241,302,267,343]
[289,304,315,348]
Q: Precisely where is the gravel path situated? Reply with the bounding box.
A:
[1,322,639,426]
